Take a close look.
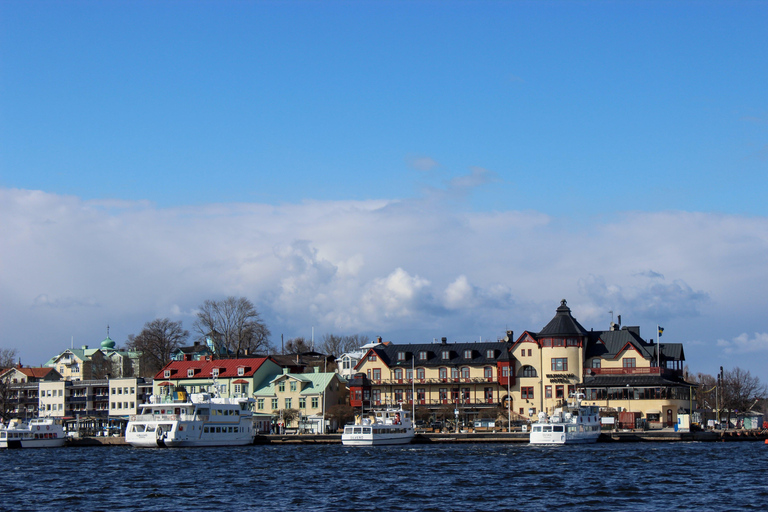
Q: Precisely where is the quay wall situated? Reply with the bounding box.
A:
[65,430,768,447]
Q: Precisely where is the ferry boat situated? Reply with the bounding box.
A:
[529,393,601,445]
[126,390,258,448]
[0,417,66,448]
[342,406,415,446]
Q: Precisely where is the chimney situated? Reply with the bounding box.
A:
[377,336,382,344]
[441,337,447,344]
[193,341,200,347]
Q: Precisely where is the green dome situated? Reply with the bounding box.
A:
[101,336,116,350]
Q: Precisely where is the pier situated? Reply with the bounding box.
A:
[65,429,768,446]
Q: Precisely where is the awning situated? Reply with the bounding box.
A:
[232,379,248,384]
[158,381,174,386]
[646,409,660,414]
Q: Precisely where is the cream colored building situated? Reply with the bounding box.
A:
[38,381,67,417]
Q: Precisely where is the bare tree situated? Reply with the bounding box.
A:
[689,372,718,410]
[127,318,189,377]
[284,336,313,354]
[194,297,272,357]
[320,333,369,358]
[722,367,767,418]
[327,404,355,431]
[0,347,18,368]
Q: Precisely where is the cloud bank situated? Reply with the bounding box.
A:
[2,187,768,381]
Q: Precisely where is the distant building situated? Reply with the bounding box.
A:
[45,333,142,380]
[336,339,384,380]
[171,341,214,361]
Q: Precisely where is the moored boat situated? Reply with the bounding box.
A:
[342,406,415,446]
[0,417,66,448]
[529,393,601,445]
[126,390,260,448]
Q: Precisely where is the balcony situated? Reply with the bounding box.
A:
[584,367,682,378]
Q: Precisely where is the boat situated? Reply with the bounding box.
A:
[0,417,66,448]
[342,406,415,446]
[529,393,601,444]
[126,390,258,447]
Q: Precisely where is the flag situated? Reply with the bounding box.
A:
[658,326,664,337]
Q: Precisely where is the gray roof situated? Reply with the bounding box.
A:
[537,299,589,337]
[362,341,513,369]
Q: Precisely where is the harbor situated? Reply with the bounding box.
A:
[64,428,768,446]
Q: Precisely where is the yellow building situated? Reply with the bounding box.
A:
[513,300,694,428]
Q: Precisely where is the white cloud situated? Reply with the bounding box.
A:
[717,333,768,354]
[2,188,768,382]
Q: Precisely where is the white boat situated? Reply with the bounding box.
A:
[126,390,257,448]
[0,417,66,448]
[529,393,601,445]
[342,406,415,446]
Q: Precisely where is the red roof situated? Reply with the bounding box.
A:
[154,357,271,380]
[12,366,57,379]
[232,379,248,384]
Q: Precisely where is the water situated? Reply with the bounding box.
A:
[2,442,766,511]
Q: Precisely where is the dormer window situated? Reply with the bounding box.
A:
[187,369,194,378]
[397,351,406,361]
[212,368,219,378]
[486,349,495,358]
[164,370,171,378]
[237,367,245,376]
[464,350,472,359]
[368,353,378,362]
[441,350,450,360]
[419,351,428,360]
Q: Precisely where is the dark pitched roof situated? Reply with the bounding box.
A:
[583,372,694,387]
[537,299,589,337]
[361,341,513,369]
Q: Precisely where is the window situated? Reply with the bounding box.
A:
[521,387,534,399]
[623,358,636,368]
[299,398,306,408]
[451,368,460,380]
[397,351,406,361]
[290,381,297,392]
[464,350,472,359]
[553,338,564,347]
[271,398,278,409]
[257,399,264,410]
[541,339,552,347]
[439,368,447,380]
[417,388,425,402]
[372,369,381,381]
[394,389,403,402]
[419,351,428,360]
[111,388,116,395]
[555,385,564,399]
[394,368,403,380]
[417,368,425,380]
[278,382,285,392]
[502,366,510,378]
[484,387,493,402]
[311,397,319,408]
[164,370,171,378]
[551,358,568,372]
[371,389,380,404]
[528,349,533,357]
[237,367,245,376]
[567,338,579,346]
[187,369,194,378]
[368,353,378,361]
[592,359,602,368]
[486,349,495,358]
[521,366,538,378]
[484,367,493,380]
[284,398,292,409]
[211,368,219,378]
[406,368,413,380]
[439,388,448,401]
[441,350,450,360]
[461,367,470,380]
[545,385,552,398]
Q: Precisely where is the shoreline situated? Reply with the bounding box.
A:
[65,429,768,446]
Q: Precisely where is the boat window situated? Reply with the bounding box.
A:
[543,425,552,432]
[353,427,362,434]
[363,428,371,434]
[553,425,564,432]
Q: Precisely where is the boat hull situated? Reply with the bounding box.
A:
[341,433,415,446]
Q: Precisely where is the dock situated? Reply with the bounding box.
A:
[65,429,768,447]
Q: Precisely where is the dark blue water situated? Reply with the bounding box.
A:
[2,442,766,511]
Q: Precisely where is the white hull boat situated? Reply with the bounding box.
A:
[126,391,257,448]
[342,406,415,446]
[530,393,601,445]
[0,417,66,448]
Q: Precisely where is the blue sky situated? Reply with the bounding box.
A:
[1,2,767,383]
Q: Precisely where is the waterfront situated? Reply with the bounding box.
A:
[2,442,766,511]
